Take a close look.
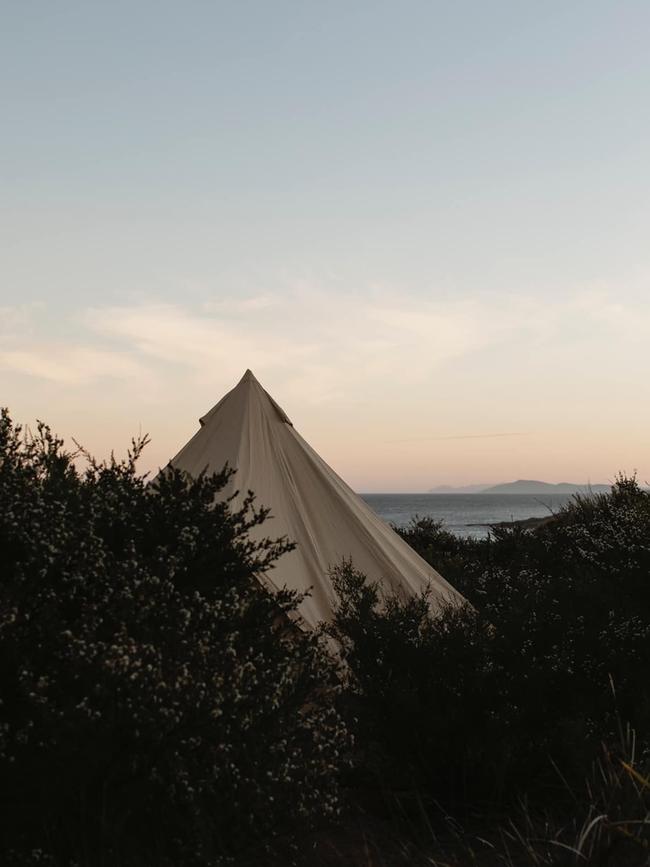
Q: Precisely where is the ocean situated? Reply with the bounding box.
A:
[360,493,577,539]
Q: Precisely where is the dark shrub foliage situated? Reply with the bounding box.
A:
[395,515,484,594]
[327,564,496,806]
[330,478,650,813]
[0,410,348,866]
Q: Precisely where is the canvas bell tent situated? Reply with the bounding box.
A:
[166,370,463,628]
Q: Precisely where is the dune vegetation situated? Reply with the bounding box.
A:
[1,410,649,865]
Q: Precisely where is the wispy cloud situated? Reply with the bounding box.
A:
[1,284,649,405]
[77,289,502,401]
[2,283,649,487]
[0,303,44,337]
[388,432,527,443]
[0,346,144,385]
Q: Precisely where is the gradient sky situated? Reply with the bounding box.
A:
[2,1,649,491]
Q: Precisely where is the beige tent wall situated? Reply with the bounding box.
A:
[167,370,464,628]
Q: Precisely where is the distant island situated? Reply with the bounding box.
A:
[429,479,611,495]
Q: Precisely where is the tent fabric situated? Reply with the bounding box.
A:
[167,370,464,629]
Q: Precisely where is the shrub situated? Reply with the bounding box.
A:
[331,478,650,814]
[394,516,483,594]
[0,410,348,866]
[327,563,503,808]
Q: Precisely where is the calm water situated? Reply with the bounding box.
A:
[360,493,576,539]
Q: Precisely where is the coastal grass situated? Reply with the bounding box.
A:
[282,723,650,866]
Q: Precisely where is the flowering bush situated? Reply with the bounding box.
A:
[0,410,348,865]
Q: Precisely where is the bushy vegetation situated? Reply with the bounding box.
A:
[2,405,650,865]
[328,477,650,823]
[0,410,348,866]
[319,479,650,864]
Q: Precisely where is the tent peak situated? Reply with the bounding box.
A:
[238,368,267,390]
[239,369,269,390]
[169,374,465,627]
[199,370,293,428]
[238,370,293,425]
[236,368,258,385]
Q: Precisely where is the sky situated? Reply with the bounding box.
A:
[2,1,649,492]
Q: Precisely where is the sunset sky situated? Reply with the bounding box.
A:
[2,2,650,491]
